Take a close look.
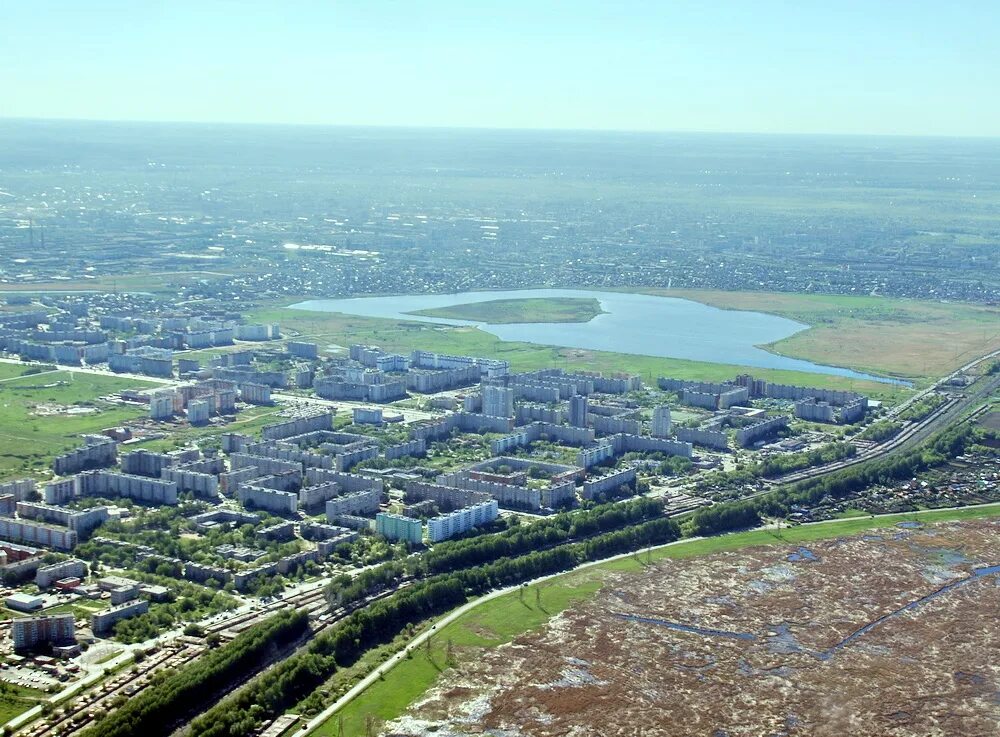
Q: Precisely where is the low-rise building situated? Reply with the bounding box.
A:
[92,600,150,635]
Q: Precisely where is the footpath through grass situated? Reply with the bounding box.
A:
[318,502,1000,735]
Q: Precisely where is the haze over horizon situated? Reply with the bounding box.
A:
[2,0,999,138]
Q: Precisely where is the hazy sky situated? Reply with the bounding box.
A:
[2,0,997,136]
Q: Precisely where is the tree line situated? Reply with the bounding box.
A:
[79,609,308,737]
[184,515,681,736]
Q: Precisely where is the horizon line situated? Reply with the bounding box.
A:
[2,115,999,141]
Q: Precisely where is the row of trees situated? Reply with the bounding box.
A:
[856,419,902,443]
[80,609,309,737]
[187,515,681,736]
[322,497,665,609]
[696,442,857,491]
[417,496,663,576]
[756,442,855,478]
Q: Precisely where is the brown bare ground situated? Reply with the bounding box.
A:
[388,520,1000,737]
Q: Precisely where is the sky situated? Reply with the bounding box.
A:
[1,0,998,136]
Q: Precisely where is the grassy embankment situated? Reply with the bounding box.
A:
[246,303,909,402]
[0,684,47,724]
[0,363,38,381]
[0,371,158,480]
[639,289,1000,382]
[320,502,1000,735]
[409,297,605,324]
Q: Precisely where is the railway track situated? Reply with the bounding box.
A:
[25,582,406,737]
[755,370,1000,497]
[27,643,203,737]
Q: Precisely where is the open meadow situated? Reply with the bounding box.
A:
[0,370,157,480]
[646,289,1000,379]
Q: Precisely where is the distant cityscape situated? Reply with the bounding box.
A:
[1,125,997,305]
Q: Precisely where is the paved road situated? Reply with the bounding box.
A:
[299,534,708,735]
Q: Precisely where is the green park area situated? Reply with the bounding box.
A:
[322,502,1000,735]
[0,363,38,382]
[647,289,1000,380]
[247,302,910,402]
[409,297,605,324]
[0,370,157,480]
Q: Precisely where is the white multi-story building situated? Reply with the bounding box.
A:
[482,385,514,418]
[426,500,499,542]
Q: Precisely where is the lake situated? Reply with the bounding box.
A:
[289,289,899,384]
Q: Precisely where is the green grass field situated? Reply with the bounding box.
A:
[248,304,909,401]
[0,363,44,382]
[0,370,157,480]
[639,289,1000,380]
[0,684,46,725]
[409,297,605,324]
[321,503,1000,735]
